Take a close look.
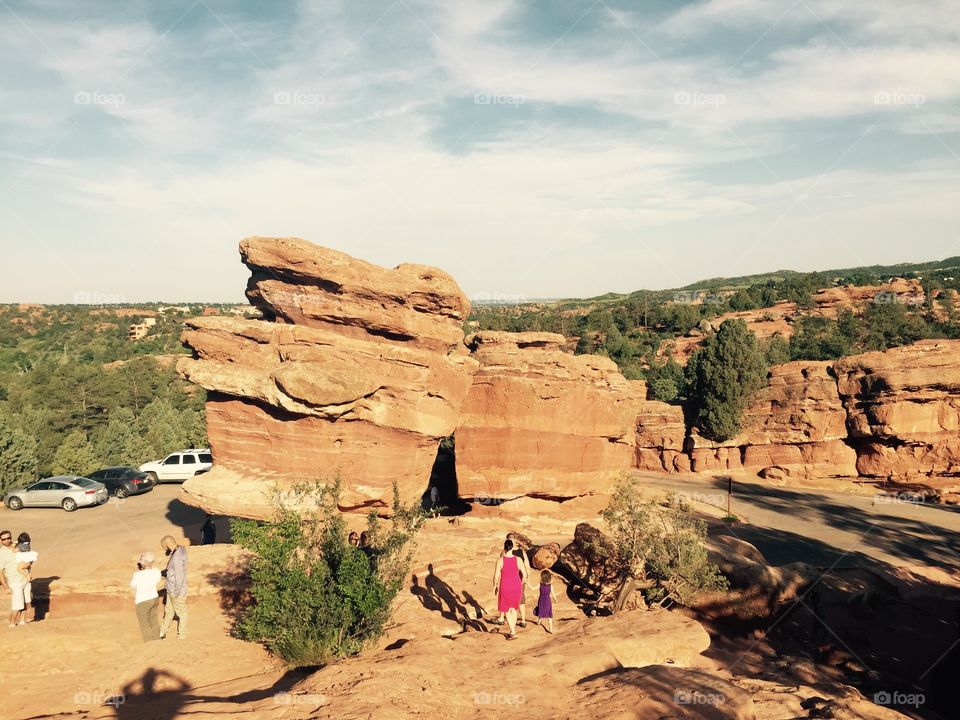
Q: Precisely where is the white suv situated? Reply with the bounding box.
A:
[139,449,213,483]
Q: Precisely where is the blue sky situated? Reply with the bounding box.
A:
[1,0,959,303]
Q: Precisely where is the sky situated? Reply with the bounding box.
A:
[1,0,959,304]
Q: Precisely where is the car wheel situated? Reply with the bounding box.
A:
[62,497,78,512]
[115,487,129,499]
[145,472,158,484]
[7,496,23,511]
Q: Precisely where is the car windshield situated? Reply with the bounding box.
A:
[71,477,97,487]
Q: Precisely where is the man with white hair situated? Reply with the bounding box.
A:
[130,551,162,642]
[158,536,188,640]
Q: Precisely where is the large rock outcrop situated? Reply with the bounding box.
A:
[834,340,960,480]
[687,360,858,480]
[178,238,477,516]
[454,331,645,500]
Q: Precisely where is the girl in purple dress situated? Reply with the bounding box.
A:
[534,569,557,633]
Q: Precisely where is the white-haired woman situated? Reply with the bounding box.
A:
[130,552,162,642]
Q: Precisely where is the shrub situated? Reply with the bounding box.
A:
[231,478,425,667]
[601,475,728,610]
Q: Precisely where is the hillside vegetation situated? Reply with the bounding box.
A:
[0,304,226,493]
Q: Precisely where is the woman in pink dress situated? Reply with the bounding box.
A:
[494,539,526,640]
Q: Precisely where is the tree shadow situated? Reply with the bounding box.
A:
[704,476,960,568]
[411,565,489,632]
[697,516,960,720]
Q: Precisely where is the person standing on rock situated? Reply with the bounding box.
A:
[159,536,188,640]
[130,552,162,642]
[513,545,533,629]
[494,539,525,641]
[14,533,37,624]
[200,515,216,546]
[0,530,24,628]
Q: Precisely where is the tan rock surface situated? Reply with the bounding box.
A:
[455,331,645,499]
[834,340,960,479]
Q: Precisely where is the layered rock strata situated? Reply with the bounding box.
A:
[454,331,646,500]
[178,237,476,516]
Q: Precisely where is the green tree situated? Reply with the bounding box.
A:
[685,319,767,442]
[137,398,189,456]
[0,415,38,493]
[51,429,99,476]
[94,407,157,466]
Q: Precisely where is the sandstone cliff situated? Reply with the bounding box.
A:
[834,340,960,480]
[455,331,646,500]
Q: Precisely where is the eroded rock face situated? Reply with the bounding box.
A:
[454,331,646,499]
[178,237,477,517]
[687,361,858,480]
[834,340,960,480]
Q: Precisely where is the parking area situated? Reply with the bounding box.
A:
[0,484,230,581]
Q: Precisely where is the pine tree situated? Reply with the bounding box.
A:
[685,319,768,442]
[0,415,38,493]
[51,429,99,476]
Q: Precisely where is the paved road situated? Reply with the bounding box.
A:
[637,473,960,570]
[0,485,229,583]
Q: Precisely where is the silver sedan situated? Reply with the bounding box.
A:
[3,476,109,512]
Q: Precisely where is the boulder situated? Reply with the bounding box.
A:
[455,331,646,499]
[178,238,477,517]
[531,542,561,570]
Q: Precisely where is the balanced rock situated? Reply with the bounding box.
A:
[177,238,477,517]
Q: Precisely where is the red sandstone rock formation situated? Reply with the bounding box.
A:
[687,361,857,481]
[834,340,960,480]
[454,331,646,500]
[177,237,476,517]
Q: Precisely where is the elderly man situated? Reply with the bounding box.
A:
[158,535,188,640]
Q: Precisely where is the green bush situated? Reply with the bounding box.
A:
[601,475,728,609]
[685,320,767,442]
[230,478,425,667]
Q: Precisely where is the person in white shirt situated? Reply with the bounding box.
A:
[12,533,37,625]
[0,530,21,628]
[130,552,162,642]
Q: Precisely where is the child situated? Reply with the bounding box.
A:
[534,569,558,634]
[14,533,37,625]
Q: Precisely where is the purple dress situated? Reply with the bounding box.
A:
[535,583,553,619]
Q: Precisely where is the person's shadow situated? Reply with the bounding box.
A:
[30,576,60,622]
[411,565,489,633]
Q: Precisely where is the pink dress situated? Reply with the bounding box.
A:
[497,555,522,613]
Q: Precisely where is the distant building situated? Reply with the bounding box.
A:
[158,305,191,315]
[201,306,220,316]
[127,317,157,341]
